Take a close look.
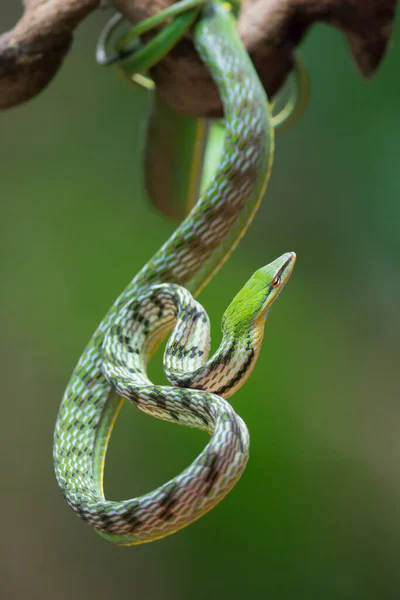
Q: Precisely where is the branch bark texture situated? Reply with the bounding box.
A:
[0,0,397,114]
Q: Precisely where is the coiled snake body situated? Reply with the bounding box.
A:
[53,4,295,545]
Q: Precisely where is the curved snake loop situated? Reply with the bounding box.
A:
[96,4,309,133]
[54,3,295,545]
[95,2,207,69]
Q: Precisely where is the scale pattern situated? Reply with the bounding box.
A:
[53,4,275,545]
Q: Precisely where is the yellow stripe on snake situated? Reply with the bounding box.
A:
[53,3,296,545]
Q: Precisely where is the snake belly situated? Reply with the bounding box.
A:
[53,3,273,545]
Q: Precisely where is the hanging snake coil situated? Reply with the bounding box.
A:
[53,3,296,545]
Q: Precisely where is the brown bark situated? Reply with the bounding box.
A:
[0,0,397,114]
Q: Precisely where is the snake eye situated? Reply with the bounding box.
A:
[271,275,281,288]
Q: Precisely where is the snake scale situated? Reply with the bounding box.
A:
[53,3,296,545]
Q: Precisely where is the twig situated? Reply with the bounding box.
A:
[0,0,397,114]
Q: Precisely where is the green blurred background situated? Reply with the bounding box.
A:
[2,4,400,599]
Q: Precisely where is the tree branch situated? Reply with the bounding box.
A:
[0,0,397,114]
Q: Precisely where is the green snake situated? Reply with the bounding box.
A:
[53,3,296,545]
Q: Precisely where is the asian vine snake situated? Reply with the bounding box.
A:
[53,2,296,545]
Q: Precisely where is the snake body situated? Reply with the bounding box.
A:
[54,4,295,545]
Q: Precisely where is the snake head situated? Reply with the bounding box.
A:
[222,252,296,335]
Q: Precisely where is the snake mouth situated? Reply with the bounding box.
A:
[279,251,296,279]
[262,251,297,307]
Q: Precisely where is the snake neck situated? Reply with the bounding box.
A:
[165,312,267,400]
[190,314,267,399]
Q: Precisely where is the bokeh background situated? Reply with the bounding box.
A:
[2,4,400,599]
